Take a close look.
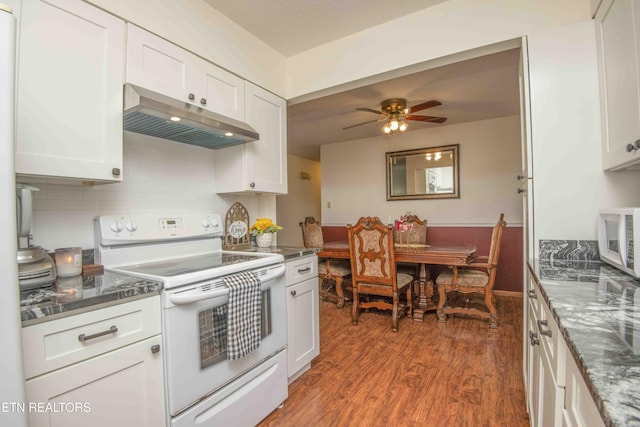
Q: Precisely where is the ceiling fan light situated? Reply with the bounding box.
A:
[390,119,399,131]
[399,121,408,132]
[382,124,392,134]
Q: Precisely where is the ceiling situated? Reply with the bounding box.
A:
[203,0,522,162]
[202,0,449,57]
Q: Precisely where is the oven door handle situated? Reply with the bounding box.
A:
[168,288,228,305]
[256,264,286,284]
[167,264,285,305]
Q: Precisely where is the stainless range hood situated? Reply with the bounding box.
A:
[123,84,259,149]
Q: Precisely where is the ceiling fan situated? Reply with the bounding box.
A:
[343,98,447,134]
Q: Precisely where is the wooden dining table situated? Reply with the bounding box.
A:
[317,241,477,322]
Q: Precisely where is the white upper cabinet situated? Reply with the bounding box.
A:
[596,0,640,170]
[125,24,245,121]
[16,0,125,183]
[215,82,288,194]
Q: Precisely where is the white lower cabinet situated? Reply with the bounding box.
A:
[563,355,605,427]
[525,271,604,427]
[25,335,165,427]
[285,255,320,382]
[527,275,565,427]
[22,297,166,427]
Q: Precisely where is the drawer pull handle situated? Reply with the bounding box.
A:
[537,319,552,337]
[528,290,536,299]
[529,330,539,346]
[78,325,118,342]
[297,267,311,274]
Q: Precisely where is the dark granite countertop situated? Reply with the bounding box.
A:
[20,272,162,326]
[529,259,640,427]
[238,246,318,260]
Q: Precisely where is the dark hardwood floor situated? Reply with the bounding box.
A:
[259,294,530,427]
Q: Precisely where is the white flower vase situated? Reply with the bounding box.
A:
[255,233,273,248]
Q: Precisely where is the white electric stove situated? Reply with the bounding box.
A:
[94,213,288,426]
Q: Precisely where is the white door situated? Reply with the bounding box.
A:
[597,0,640,169]
[244,82,288,193]
[125,24,195,103]
[525,20,603,244]
[287,276,320,377]
[15,0,124,182]
[25,335,165,427]
[197,57,245,121]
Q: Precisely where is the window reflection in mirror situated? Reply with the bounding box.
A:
[386,144,459,200]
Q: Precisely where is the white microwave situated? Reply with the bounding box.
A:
[598,208,640,278]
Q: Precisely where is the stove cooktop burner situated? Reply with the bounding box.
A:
[117,252,264,277]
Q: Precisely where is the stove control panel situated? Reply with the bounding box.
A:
[96,213,223,245]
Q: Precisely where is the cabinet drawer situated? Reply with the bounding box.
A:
[22,296,161,379]
[286,256,318,286]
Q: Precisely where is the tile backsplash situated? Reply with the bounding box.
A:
[538,239,599,261]
[24,133,259,251]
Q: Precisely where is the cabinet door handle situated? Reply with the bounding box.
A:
[151,344,160,354]
[78,325,118,342]
[297,267,311,274]
[528,290,536,299]
[537,319,552,337]
[188,93,195,101]
[200,98,207,106]
[112,168,121,176]
[626,140,640,152]
[291,290,297,296]
[249,182,255,188]
[529,330,540,346]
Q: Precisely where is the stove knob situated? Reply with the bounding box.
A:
[202,219,211,229]
[125,221,138,232]
[209,218,220,229]
[110,220,123,233]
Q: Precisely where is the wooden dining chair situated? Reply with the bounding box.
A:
[300,217,352,308]
[347,216,413,332]
[435,213,506,328]
[393,214,427,246]
[393,214,427,292]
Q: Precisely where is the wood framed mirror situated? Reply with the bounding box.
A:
[386,144,459,200]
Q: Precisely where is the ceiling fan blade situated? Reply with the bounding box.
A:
[406,115,447,124]
[409,100,442,114]
[356,107,384,115]
[342,118,382,130]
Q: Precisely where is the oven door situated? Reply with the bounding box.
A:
[162,263,286,417]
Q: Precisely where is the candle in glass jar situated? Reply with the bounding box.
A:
[55,247,82,277]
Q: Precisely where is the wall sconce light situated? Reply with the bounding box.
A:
[300,171,312,180]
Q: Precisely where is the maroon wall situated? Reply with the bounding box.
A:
[322,225,523,293]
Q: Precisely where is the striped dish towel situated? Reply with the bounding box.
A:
[224,271,262,360]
